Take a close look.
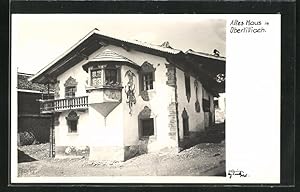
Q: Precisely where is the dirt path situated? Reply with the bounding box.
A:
[18,143,225,177]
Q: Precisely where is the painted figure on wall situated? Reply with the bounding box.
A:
[125,70,136,115]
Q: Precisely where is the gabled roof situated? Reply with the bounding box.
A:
[29,28,226,85]
[94,30,181,55]
[29,28,183,83]
[185,49,226,61]
[89,49,137,64]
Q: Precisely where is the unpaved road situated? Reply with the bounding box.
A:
[18,143,225,177]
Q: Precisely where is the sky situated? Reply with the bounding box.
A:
[12,14,226,74]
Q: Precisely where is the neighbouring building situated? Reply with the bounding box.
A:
[214,93,226,123]
[29,29,225,161]
[17,72,54,145]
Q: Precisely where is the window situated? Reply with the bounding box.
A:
[90,65,120,87]
[91,69,102,87]
[214,100,219,109]
[183,118,189,136]
[64,76,77,98]
[65,86,76,97]
[138,106,156,138]
[66,111,79,133]
[182,108,189,136]
[139,61,155,92]
[69,120,77,133]
[141,118,154,137]
[203,99,210,112]
[142,72,154,90]
[105,68,118,84]
[185,74,191,102]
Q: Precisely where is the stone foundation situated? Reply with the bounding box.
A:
[55,138,181,161]
[55,146,90,158]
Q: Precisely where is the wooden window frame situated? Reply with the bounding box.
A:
[142,72,154,91]
[91,68,102,87]
[90,64,121,87]
[65,86,76,98]
[104,68,118,85]
[64,76,77,98]
[139,61,155,93]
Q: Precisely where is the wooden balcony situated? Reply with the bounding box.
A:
[40,96,88,113]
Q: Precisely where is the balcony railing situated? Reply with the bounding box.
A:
[40,96,88,113]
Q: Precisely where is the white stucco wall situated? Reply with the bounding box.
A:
[176,68,204,139]
[175,67,216,139]
[55,47,126,148]
[54,45,176,150]
[111,46,176,149]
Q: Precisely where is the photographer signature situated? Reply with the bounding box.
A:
[228,169,248,179]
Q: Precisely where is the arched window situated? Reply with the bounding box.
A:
[138,106,156,138]
[65,111,79,133]
[182,108,189,136]
[64,76,78,98]
[139,61,155,91]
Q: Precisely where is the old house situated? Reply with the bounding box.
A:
[29,29,225,161]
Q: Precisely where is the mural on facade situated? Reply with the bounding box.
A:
[124,70,136,115]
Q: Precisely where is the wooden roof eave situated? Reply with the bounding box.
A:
[185,54,225,74]
[30,32,177,84]
[31,36,103,84]
[166,55,225,95]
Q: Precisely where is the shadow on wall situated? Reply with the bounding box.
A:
[18,149,37,163]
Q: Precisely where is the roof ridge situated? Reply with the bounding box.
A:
[94,30,182,54]
[186,49,226,59]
